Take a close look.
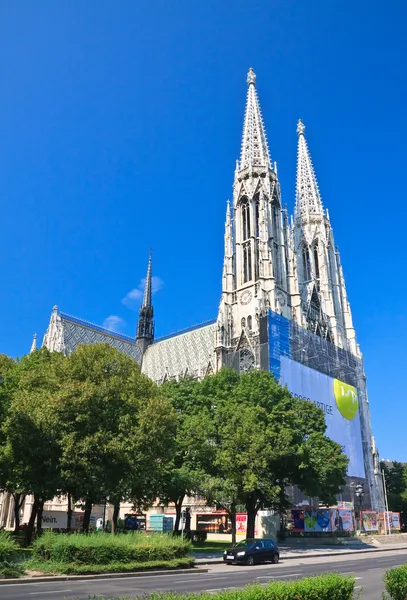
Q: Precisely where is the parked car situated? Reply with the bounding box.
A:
[223,538,279,566]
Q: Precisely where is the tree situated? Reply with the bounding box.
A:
[0,349,66,543]
[199,369,348,539]
[56,343,176,533]
[380,461,407,528]
[159,377,215,531]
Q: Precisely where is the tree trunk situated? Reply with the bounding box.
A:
[36,499,45,535]
[174,496,184,534]
[67,493,72,532]
[112,501,120,534]
[246,494,257,539]
[24,496,40,546]
[82,497,92,533]
[12,493,25,532]
[229,503,237,546]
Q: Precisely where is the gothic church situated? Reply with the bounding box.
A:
[40,68,358,383]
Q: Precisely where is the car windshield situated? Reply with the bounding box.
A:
[234,540,255,548]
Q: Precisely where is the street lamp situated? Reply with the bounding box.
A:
[355,484,364,532]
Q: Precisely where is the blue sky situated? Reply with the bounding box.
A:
[0,1,406,459]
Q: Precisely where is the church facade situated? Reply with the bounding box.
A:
[33,69,382,511]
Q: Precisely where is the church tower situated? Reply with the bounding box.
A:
[216,69,295,371]
[136,251,155,355]
[294,120,358,355]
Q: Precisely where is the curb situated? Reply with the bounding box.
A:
[195,545,407,565]
[0,567,209,586]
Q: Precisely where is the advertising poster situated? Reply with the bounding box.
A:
[41,510,68,529]
[330,509,354,532]
[337,501,354,510]
[291,510,305,532]
[362,511,378,532]
[124,514,146,531]
[196,514,232,533]
[236,513,247,534]
[304,509,331,532]
[391,512,401,530]
[280,356,365,478]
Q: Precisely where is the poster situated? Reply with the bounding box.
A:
[304,509,331,532]
[362,511,378,532]
[280,356,365,478]
[330,509,353,532]
[196,514,232,533]
[391,512,401,530]
[41,510,68,529]
[236,514,247,534]
[291,510,305,532]
[124,514,146,531]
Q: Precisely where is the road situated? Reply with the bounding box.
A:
[1,549,407,600]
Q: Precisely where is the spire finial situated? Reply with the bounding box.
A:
[247,68,256,87]
[53,305,58,313]
[30,333,37,353]
[297,119,305,136]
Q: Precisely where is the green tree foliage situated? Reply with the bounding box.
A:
[0,349,66,542]
[55,344,176,532]
[380,461,407,527]
[159,377,215,531]
[199,369,348,538]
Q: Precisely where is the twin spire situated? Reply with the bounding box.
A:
[295,119,323,219]
[238,69,323,221]
[239,68,271,170]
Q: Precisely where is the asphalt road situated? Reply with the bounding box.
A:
[2,549,407,600]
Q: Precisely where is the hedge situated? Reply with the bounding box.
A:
[26,557,194,575]
[72,574,356,600]
[384,563,407,600]
[30,532,190,566]
[0,531,24,578]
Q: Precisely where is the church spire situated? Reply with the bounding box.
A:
[30,333,37,353]
[136,251,154,353]
[239,68,271,170]
[295,119,323,219]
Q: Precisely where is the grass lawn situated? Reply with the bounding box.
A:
[191,540,231,553]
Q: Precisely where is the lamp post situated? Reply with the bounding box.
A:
[355,484,364,533]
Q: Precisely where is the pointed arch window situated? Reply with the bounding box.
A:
[241,199,251,241]
[302,246,311,281]
[243,242,252,282]
[241,317,246,329]
[247,315,252,330]
[313,241,320,289]
[254,194,260,238]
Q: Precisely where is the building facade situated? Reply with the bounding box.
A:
[0,69,383,529]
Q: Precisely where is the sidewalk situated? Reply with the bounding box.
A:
[194,543,407,564]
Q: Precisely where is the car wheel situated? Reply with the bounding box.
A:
[271,553,279,564]
[246,555,255,566]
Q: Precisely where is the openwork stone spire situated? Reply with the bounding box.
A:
[30,333,37,353]
[239,68,271,170]
[295,119,323,219]
[136,251,154,352]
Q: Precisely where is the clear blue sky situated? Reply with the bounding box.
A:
[0,1,406,459]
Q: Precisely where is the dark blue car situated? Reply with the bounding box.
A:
[223,538,280,566]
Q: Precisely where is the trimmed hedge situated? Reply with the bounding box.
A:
[26,557,194,575]
[384,564,407,600]
[31,532,190,565]
[72,574,356,600]
[0,531,24,578]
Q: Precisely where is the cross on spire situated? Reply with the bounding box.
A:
[295,119,323,219]
[239,68,271,170]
